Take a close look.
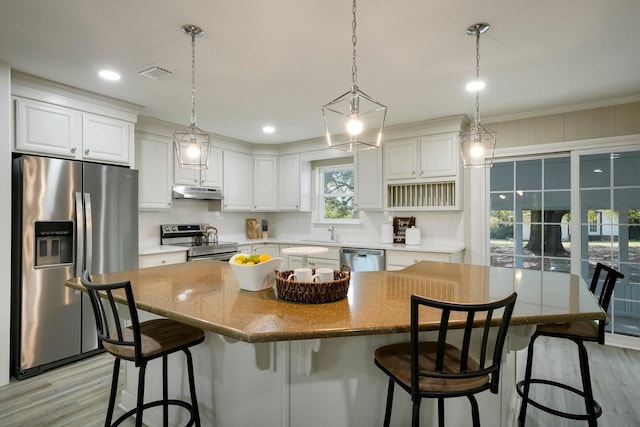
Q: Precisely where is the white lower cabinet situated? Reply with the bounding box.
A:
[286,247,340,270]
[385,249,464,271]
[138,251,187,268]
[238,244,280,258]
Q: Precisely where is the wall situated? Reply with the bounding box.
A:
[0,64,11,386]
[490,101,640,147]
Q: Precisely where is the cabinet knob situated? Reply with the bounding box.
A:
[84,149,90,155]
[70,147,77,154]
[411,171,416,175]
[420,170,424,176]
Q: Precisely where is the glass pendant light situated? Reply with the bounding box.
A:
[322,0,387,152]
[174,24,211,170]
[461,23,497,168]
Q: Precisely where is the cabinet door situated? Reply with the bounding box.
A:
[278,154,301,210]
[137,134,173,210]
[253,156,277,211]
[419,134,459,178]
[139,251,186,268]
[82,113,132,165]
[200,147,223,188]
[223,150,252,210]
[174,156,199,186]
[15,98,81,158]
[384,138,418,180]
[307,258,340,270]
[355,148,383,210]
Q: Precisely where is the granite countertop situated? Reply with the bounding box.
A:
[140,238,466,256]
[237,238,466,254]
[67,261,604,343]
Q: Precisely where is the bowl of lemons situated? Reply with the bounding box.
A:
[229,253,284,291]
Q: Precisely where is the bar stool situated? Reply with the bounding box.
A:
[81,271,205,427]
[374,292,518,427]
[516,262,624,426]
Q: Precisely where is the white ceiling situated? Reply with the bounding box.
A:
[1,0,639,145]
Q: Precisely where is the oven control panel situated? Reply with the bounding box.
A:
[160,224,207,237]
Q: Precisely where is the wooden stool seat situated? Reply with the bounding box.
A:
[103,319,205,360]
[375,342,489,393]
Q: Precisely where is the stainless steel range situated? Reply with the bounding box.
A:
[160,224,238,261]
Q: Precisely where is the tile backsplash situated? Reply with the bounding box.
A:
[139,199,463,249]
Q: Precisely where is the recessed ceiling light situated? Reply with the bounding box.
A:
[99,70,121,81]
[262,125,275,134]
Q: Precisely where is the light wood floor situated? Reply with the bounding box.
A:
[0,339,639,426]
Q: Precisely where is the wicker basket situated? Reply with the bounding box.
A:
[275,267,350,304]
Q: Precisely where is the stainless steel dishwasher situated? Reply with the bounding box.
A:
[340,247,386,271]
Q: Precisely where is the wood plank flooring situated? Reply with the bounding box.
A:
[0,353,135,427]
[0,338,639,426]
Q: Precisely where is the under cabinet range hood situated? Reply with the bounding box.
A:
[172,185,224,200]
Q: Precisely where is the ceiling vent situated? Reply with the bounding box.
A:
[136,65,172,80]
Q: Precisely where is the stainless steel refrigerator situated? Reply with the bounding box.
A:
[11,155,138,379]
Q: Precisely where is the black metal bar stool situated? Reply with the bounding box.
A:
[516,262,624,426]
[82,271,205,427]
[374,291,518,427]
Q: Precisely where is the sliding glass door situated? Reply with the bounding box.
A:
[579,150,640,336]
[490,148,640,338]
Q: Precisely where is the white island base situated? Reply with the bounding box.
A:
[118,326,531,427]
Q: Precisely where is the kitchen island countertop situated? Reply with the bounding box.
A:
[66,260,604,343]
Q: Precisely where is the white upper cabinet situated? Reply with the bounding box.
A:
[223,150,252,211]
[383,132,462,210]
[278,154,302,211]
[253,155,278,211]
[15,98,81,158]
[384,133,459,181]
[174,147,222,188]
[418,134,459,178]
[384,138,419,180]
[82,113,133,164]
[355,147,383,210]
[14,97,133,165]
[137,133,173,210]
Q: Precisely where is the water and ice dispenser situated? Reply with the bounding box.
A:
[34,221,73,267]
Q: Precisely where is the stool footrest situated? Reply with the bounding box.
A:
[112,399,197,427]
[516,378,602,421]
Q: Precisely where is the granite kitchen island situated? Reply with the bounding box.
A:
[67,261,604,427]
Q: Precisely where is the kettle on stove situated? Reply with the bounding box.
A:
[205,226,218,244]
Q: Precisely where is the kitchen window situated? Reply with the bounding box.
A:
[316,164,359,223]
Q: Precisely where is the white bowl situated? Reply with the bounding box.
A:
[229,255,284,291]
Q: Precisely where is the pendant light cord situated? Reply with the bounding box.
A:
[473,30,482,126]
[351,0,358,92]
[190,32,198,126]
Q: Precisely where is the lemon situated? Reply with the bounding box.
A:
[236,255,247,263]
[258,253,271,263]
[245,261,255,266]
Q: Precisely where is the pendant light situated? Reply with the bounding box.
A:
[322,0,387,152]
[174,24,211,170]
[461,23,497,168]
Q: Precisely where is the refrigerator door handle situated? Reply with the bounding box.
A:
[75,192,84,277]
[84,192,93,274]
